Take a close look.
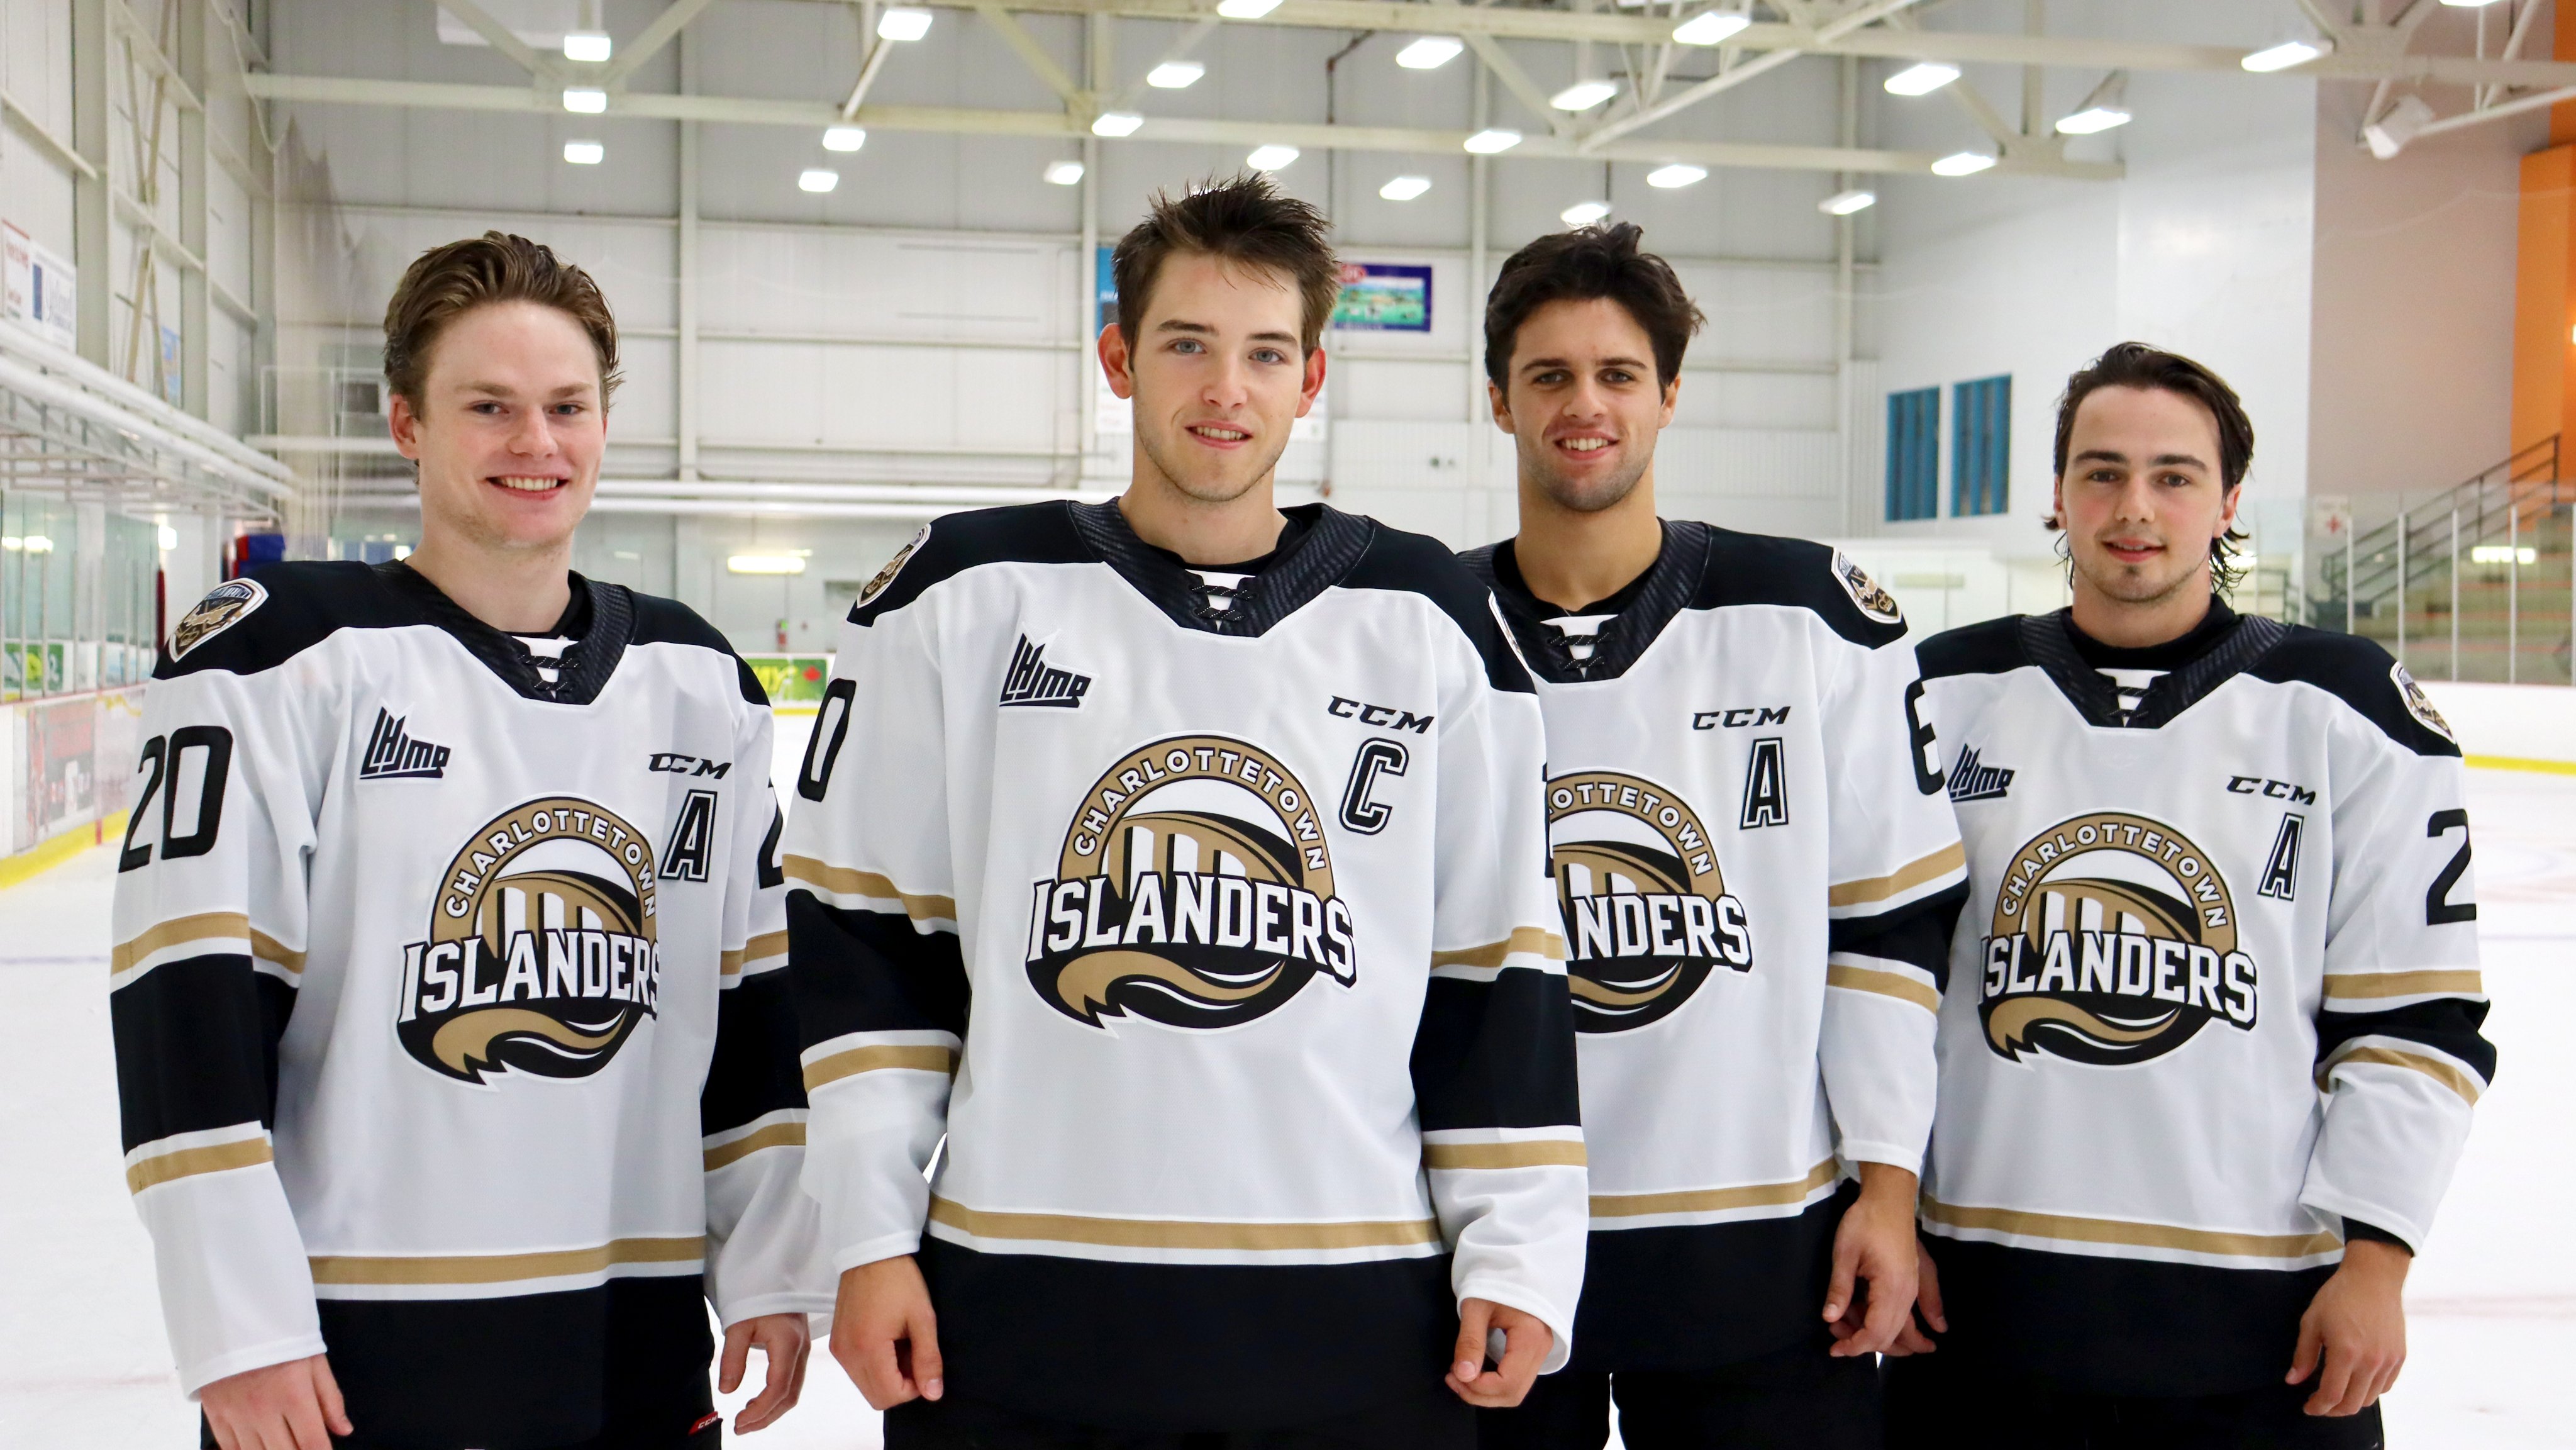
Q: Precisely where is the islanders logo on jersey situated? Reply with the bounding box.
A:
[1551,771,1750,1032]
[1025,735,1354,1030]
[397,797,661,1084]
[1980,811,2257,1065]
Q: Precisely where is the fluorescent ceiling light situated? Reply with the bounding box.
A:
[798,168,840,192]
[562,140,604,164]
[1561,200,1612,225]
[157,525,180,550]
[1092,111,1145,137]
[2470,545,2536,564]
[1551,79,1620,111]
[1148,60,1205,88]
[1247,143,1301,171]
[877,7,933,40]
[562,87,608,113]
[823,125,867,151]
[18,534,54,553]
[1379,174,1432,201]
[728,554,809,575]
[1216,0,1283,16]
[562,30,611,62]
[2241,38,2328,72]
[2055,105,2131,135]
[1464,127,1523,153]
[1883,62,1959,96]
[1818,187,1875,215]
[1671,9,1751,45]
[1646,162,1707,189]
[2440,0,2501,8]
[1043,159,1085,186]
[1929,150,1996,176]
[1396,35,1463,69]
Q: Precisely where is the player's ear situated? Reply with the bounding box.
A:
[1098,323,1137,401]
[2215,480,2243,539]
[389,389,426,463]
[1296,344,1326,417]
[1487,379,1515,435]
[1657,372,1680,427]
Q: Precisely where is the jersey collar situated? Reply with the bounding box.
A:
[1468,518,1707,684]
[1067,499,1372,637]
[374,561,635,705]
[2019,606,2287,728]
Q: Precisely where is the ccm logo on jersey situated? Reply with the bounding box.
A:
[1025,735,1355,1031]
[1691,706,1790,730]
[648,752,732,778]
[2226,776,2315,803]
[1550,771,1751,1033]
[397,797,662,1085]
[1980,812,2257,1066]
[1326,696,1433,733]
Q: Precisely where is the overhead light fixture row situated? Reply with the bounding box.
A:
[1818,188,1875,215]
[1148,60,1205,88]
[798,168,840,192]
[1247,143,1300,171]
[2055,105,2131,135]
[563,140,604,164]
[1562,200,1612,225]
[823,125,867,151]
[1092,111,1145,137]
[1551,79,1620,111]
[1463,128,1523,154]
[1646,163,1707,189]
[1043,159,1085,186]
[562,30,611,62]
[1216,0,1283,17]
[2241,38,2329,72]
[1929,151,1996,176]
[877,8,933,41]
[1671,9,1751,46]
[562,87,608,113]
[1396,36,1463,69]
[1379,175,1432,201]
[1883,62,1959,96]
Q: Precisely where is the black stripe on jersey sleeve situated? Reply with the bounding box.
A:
[786,892,970,1046]
[2316,996,2497,1083]
[1916,616,2031,681]
[1340,523,1535,694]
[2245,627,2462,757]
[110,954,294,1151]
[1828,881,1968,988]
[157,562,413,679]
[850,503,1095,627]
[1410,970,1582,1132]
[702,966,808,1135]
[627,591,771,707]
[1691,529,1907,649]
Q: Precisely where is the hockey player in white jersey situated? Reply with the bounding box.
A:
[111,233,825,1450]
[1892,343,2494,1448]
[1460,226,1965,1449]
[784,176,1586,1448]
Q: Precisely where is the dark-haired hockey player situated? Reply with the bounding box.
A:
[1462,225,1965,1450]
[784,174,1586,1449]
[112,233,824,1450]
[1891,342,2494,1449]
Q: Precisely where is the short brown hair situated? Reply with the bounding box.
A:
[2050,342,2255,591]
[1484,223,1704,390]
[382,231,621,409]
[1113,175,1340,355]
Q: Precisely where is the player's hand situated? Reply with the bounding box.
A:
[1884,1239,1945,1356]
[199,1354,351,1450]
[1446,1298,1552,1408]
[831,1254,944,1410]
[719,1311,811,1432]
[1824,1163,1921,1358]
[2289,1238,2409,1415]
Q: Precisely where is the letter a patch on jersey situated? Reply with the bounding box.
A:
[1740,737,1790,829]
[2258,813,2303,901]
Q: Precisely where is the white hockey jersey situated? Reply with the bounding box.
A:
[782,501,1585,1430]
[1915,606,2493,1397]
[109,562,828,1446]
[1465,523,1966,1372]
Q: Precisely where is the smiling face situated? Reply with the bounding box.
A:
[1491,296,1678,513]
[389,299,605,559]
[2054,384,2240,610]
[1101,250,1326,508]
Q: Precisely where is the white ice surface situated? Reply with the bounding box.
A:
[3,735,2567,1447]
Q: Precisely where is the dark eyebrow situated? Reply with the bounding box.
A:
[1518,354,1651,374]
[2074,447,2209,470]
[1154,319,1299,347]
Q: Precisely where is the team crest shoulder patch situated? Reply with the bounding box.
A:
[2393,661,2455,743]
[855,525,931,612]
[1830,550,1903,625]
[170,578,268,659]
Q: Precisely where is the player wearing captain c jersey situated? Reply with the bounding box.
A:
[1890,343,2495,1449]
[1463,225,1966,1450]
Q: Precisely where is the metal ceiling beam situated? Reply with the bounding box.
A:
[597,0,724,87]
[240,70,2121,176]
[976,3,1088,109]
[1583,0,1924,149]
[435,0,555,78]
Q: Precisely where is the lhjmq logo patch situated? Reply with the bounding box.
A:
[1980,812,2257,1066]
[1551,771,1750,1032]
[1026,735,1354,1030]
[397,797,661,1084]
[170,579,267,658]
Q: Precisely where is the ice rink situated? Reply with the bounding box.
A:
[4,701,2569,1449]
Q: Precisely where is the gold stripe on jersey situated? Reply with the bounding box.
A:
[1424,1140,1589,1170]
[2319,1044,2486,1103]
[111,912,307,978]
[927,1196,1443,1251]
[125,1136,274,1193]
[1430,927,1570,970]
[782,856,957,923]
[1826,842,1967,909]
[1591,1159,1839,1219]
[1826,962,1941,1012]
[308,1236,705,1286]
[1921,1196,2342,1259]
[721,929,792,979]
[804,1043,960,1089]
[705,1120,807,1172]
[2321,969,2484,1002]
